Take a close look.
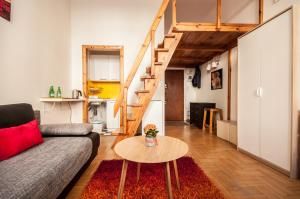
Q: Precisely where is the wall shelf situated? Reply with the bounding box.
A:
[40,97,85,102]
[89,80,121,83]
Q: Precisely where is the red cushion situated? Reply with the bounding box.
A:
[0,120,43,161]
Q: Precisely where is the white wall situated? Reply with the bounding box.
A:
[184,68,198,121]
[70,0,165,122]
[0,0,71,124]
[198,52,229,119]
[1,0,294,125]
[165,0,259,33]
[265,0,300,21]
[230,47,238,121]
[169,48,239,122]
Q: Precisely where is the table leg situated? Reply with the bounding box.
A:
[173,160,180,190]
[165,162,173,199]
[202,110,207,129]
[118,160,128,199]
[137,163,141,183]
[209,110,214,133]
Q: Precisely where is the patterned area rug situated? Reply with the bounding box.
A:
[81,157,224,199]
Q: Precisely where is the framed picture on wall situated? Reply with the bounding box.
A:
[211,68,223,90]
[0,0,11,21]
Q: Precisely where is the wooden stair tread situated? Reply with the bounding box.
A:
[135,90,150,94]
[141,75,155,80]
[158,43,164,48]
[127,103,142,107]
[127,116,136,121]
[155,48,169,52]
[165,34,176,38]
[146,64,162,74]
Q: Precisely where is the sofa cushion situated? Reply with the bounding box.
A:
[39,123,93,136]
[0,137,92,199]
[0,120,43,160]
[0,103,35,128]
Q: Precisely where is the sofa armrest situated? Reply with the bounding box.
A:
[39,123,93,136]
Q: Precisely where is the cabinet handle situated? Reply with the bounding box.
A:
[256,87,263,97]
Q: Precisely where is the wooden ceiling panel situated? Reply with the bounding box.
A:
[169,31,244,68]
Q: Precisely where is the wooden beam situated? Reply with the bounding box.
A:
[172,0,177,28]
[82,45,123,52]
[176,45,225,52]
[168,64,199,68]
[123,88,128,134]
[227,48,232,120]
[172,57,206,62]
[259,0,264,24]
[174,22,258,32]
[119,47,124,129]
[82,46,88,123]
[151,30,155,76]
[217,0,222,29]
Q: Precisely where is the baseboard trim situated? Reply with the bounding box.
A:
[237,147,290,177]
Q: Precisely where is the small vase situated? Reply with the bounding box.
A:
[145,136,157,147]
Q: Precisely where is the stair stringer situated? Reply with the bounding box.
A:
[127,32,183,136]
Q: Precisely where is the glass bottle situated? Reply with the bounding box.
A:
[56,86,62,98]
[49,86,55,98]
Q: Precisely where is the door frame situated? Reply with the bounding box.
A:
[165,68,185,121]
[82,45,124,123]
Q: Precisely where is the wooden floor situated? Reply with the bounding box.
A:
[67,124,300,199]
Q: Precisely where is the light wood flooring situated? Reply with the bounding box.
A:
[67,123,300,199]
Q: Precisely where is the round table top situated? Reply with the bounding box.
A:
[114,136,189,163]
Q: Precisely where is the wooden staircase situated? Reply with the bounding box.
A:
[112,0,182,147]
[112,33,183,147]
[111,0,261,148]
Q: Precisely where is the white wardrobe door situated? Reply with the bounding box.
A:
[238,29,262,156]
[260,10,292,171]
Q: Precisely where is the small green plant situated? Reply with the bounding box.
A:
[145,129,159,137]
[144,124,159,137]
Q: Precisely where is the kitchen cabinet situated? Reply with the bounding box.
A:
[88,54,120,81]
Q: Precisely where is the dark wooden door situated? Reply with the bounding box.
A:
[165,70,184,121]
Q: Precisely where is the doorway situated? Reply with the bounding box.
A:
[165,69,184,121]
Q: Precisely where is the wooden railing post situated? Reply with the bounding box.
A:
[172,0,177,27]
[216,0,222,30]
[123,88,128,134]
[151,29,155,76]
[259,0,264,24]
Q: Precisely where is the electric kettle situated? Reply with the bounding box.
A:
[72,89,82,99]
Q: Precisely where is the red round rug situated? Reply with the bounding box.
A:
[81,157,224,199]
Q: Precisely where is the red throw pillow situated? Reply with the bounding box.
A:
[0,120,43,161]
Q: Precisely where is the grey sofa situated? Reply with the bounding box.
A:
[0,103,100,199]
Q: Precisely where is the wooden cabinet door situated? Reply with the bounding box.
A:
[238,27,262,156]
[260,10,292,171]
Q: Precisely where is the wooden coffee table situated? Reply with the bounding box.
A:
[114,136,188,199]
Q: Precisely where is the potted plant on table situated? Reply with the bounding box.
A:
[144,124,159,147]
